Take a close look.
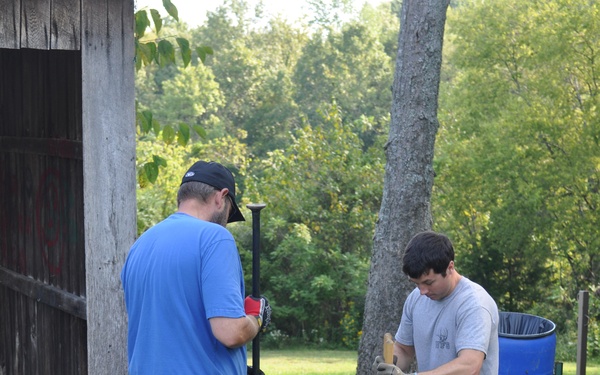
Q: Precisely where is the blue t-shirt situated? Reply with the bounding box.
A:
[121,213,247,374]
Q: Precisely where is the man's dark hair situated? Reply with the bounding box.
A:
[177,181,217,207]
[402,231,455,279]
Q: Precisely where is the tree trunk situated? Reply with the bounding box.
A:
[356,1,450,374]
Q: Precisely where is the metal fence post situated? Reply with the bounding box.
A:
[576,290,589,375]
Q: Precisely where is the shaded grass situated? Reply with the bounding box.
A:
[249,349,600,375]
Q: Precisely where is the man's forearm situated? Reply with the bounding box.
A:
[210,315,260,348]
[393,342,416,372]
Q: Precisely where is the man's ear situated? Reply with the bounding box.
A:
[215,188,230,208]
[447,260,455,273]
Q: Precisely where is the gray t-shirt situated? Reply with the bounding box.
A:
[395,277,499,374]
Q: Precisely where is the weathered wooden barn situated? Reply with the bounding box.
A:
[0,0,135,373]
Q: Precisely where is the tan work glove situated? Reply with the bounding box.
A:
[371,355,409,375]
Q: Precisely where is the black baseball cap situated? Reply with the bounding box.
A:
[180,161,245,223]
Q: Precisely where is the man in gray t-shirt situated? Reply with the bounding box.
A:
[372,231,499,375]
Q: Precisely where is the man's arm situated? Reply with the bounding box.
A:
[209,316,260,348]
[418,349,485,375]
[394,342,416,372]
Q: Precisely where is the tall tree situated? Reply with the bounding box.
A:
[434,0,600,323]
[357,1,450,373]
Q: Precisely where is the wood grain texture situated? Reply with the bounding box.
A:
[0,266,86,319]
[21,0,51,49]
[81,0,135,373]
[0,0,20,48]
[0,47,87,374]
[2,0,135,372]
[0,0,80,50]
[50,0,81,50]
[383,332,394,364]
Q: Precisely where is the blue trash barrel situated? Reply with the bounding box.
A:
[499,312,556,375]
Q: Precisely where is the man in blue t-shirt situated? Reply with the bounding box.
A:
[121,161,271,374]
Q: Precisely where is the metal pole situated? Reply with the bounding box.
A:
[577,290,589,375]
[247,203,266,375]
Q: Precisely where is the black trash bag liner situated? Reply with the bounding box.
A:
[499,312,556,339]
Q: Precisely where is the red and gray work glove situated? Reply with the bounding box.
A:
[371,356,409,375]
[244,295,272,332]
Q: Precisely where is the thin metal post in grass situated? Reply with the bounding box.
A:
[577,290,589,375]
[247,203,267,375]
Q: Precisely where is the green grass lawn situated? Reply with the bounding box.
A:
[561,361,600,375]
[249,349,600,375]
[249,349,357,375]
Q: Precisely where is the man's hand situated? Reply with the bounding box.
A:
[371,356,408,375]
[244,295,272,331]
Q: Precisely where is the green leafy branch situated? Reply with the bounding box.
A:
[134,0,212,183]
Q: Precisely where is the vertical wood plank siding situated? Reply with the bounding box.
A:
[1,0,134,373]
[0,0,21,49]
[0,0,80,50]
[0,48,87,374]
[21,0,52,49]
[50,0,81,50]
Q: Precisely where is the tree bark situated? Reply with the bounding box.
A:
[356,1,450,373]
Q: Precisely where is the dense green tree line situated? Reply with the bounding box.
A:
[134,0,600,359]
[435,0,600,358]
[135,0,397,348]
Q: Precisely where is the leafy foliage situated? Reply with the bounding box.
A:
[136,132,249,233]
[242,104,385,344]
[133,0,600,358]
[134,1,213,183]
[435,0,600,351]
